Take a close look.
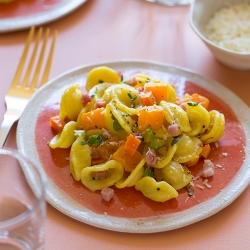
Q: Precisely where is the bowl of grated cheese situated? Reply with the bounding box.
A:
[189,0,250,70]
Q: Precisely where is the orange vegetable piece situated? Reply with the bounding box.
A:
[144,82,168,102]
[140,91,155,106]
[200,144,211,158]
[97,136,121,161]
[50,115,66,133]
[112,145,143,172]
[190,93,210,110]
[81,108,106,130]
[123,134,141,156]
[138,107,164,132]
[185,155,200,167]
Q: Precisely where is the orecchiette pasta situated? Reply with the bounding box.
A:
[70,134,91,181]
[115,159,146,188]
[173,135,202,163]
[59,84,83,121]
[48,66,225,203]
[154,161,192,190]
[200,110,225,144]
[135,176,178,202]
[160,101,192,135]
[185,102,210,137]
[49,121,77,149]
[81,160,124,191]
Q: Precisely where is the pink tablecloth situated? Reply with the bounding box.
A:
[0,0,250,249]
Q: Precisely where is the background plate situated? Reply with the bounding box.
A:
[16,60,250,233]
[0,0,87,33]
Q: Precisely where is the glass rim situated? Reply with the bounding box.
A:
[0,147,46,229]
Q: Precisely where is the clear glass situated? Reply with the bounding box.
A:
[145,0,192,6]
[0,148,46,250]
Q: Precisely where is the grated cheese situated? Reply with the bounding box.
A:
[215,163,223,168]
[205,2,250,53]
[203,179,211,188]
[196,184,205,190]
[185,196,190,203]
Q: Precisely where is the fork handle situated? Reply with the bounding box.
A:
[0,113,18,148]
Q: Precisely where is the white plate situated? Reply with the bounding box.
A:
[17,60,250,233]
[0,0,87,33]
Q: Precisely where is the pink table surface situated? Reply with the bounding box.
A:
[1,0,250,249]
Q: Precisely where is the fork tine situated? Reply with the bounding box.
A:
[29,28,50,91]
[21,27,43,89]
[11,26,35,87]
[40,30,57,87]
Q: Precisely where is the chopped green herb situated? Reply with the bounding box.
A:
[80,141,88,146]
[127,93,137,108]
[111,114,124,131]
[187,102,200,107]
[144,167,154,178]
[120,74,124,82]
[88,134,103,147]
[98,79,104,83]
[90,94,95,98]
[185,184,194,196]
[171,137,181,146]
[143,126,155,142]
[149,139,165,150]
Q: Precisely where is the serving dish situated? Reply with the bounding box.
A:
[17,60,250,233]
[189,0,250,70]
[0,0,87,33]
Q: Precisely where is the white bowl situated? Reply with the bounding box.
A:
[189,0,250,70]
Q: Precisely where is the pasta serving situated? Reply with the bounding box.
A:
[48,66,225,203]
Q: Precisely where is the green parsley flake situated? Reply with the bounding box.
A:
[127,93,137,108]
[185,184,194,196]
[144,167,154,178]
[80,141,88,146]
[187,102,200,106]
[171,137,181,146]
[88,134,103,147]
[111,114,124,131]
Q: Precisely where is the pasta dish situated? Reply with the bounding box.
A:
[48,66,225,203]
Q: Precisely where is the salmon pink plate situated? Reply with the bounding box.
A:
[0,0,87,33]
[16,60,250,233]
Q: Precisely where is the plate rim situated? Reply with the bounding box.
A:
[16,59,250,233]
[0,0,87,33]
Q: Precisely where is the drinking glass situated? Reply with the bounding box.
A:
[0,148,46,250]
[145,0,192,6]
